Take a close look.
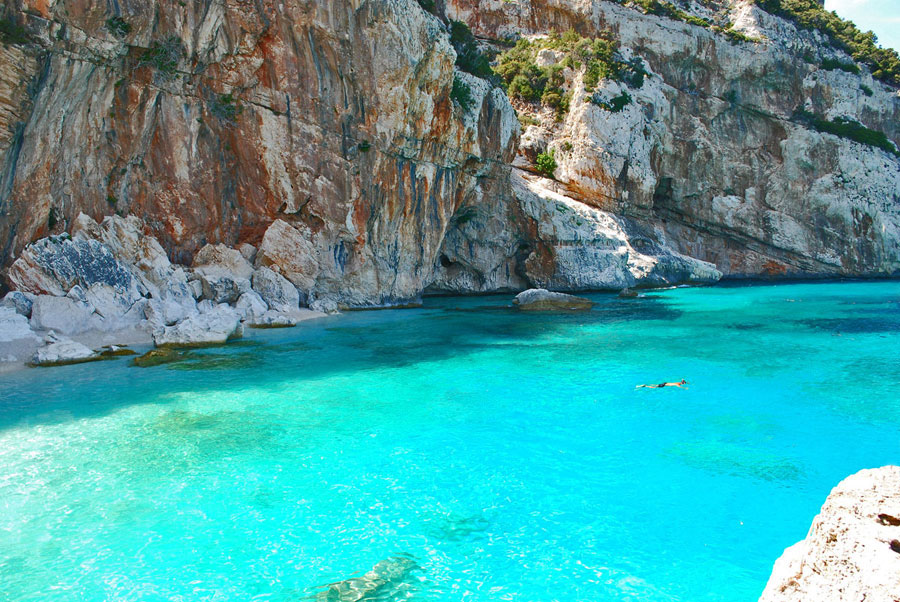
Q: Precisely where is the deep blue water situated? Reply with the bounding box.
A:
[1,281,899,601]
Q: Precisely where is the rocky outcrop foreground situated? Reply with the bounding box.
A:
[0,213,326,368]
[760,466,900,602]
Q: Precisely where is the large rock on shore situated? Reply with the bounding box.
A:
[9,236,144,301]
[0,307,38,342]
[759,466,900,602]
[251,267,302,312]
[152,304,243,347]
[30,331,99,366]
[256,220,320,294]
[513,288,594,311]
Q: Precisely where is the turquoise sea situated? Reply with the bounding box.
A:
[1,281,899,601]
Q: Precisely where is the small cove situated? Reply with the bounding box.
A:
[1,281,898,601]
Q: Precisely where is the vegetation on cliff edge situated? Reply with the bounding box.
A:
[494,30,646,120]
[794,109,900,156]
[754,0,900,86]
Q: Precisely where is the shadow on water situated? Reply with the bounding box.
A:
[0,294,679,432]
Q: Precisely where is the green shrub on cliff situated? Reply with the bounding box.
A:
[535,150,557,178]
[754,0,900,86]
[208,93,243,124]
[820,57,861,74]
[494,30,645,118]
[105,17,132,38]
[0,15,30,45]
[451,75,474,112]
[794,109,899,156]
[415,0,436,14]
[591,90,632,112]
[450,21,495,81]
[137,36,183,77]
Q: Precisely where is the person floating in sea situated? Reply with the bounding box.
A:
[636,379,688,389]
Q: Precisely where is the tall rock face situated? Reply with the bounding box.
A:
[0,0,517,306]
[443,0,900,278]
[0,0,897,306]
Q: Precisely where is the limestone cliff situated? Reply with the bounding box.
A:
[440,0,900,281]
[0,0,517,306]
[0,0,898,306]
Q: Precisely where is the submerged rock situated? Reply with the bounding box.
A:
[513,288,594,311]
[759,466,900,602]
[315,556,420,602]
[30,331,100,366]
[152,304,243,347]
[132,348,192,368]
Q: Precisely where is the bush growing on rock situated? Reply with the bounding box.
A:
[451,76,474,112]
[754,0,900,85]
[494,30,645,120]
[535,150,557,179]
[449,21,495,81]
[105,17,132,38]
[794,109,899,156]
[137,36,183,78]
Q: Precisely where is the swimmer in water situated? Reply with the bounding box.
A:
[636,379,688,389]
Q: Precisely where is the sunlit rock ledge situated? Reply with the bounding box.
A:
[760,466,900,602]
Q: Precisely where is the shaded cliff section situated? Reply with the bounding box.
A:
[439,0,900,281]
[0,0,519,305]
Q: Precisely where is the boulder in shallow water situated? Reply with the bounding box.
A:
[513,288,593,311]
[619,288,639,298]
[315,555,420,602]
[152,304,242,347]
[30,331,100,366]
[759,466,900,602]
[246,310,297,329]
[132,347,191,368]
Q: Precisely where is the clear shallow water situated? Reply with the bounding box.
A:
[1,282,899,602]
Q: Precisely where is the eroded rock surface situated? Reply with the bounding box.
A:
[759,466,900,602]
[513,288,594,311]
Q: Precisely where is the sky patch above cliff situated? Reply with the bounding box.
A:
[824,0,900,51]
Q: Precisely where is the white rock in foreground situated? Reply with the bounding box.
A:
[152,304,243,347]
[30,331,99,366]
[513,288,593,311]
[759,466,900,602]
[0,307,38,342]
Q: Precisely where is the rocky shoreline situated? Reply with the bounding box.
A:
[759,466,900,602]
[0,213,328,371]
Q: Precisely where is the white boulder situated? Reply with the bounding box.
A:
[30,295,96,335]
[152,304,243,347]
[251,267,301,312]
[0,291,35,317]
[235,290,268,321]
[0,307,39,342]
[30,331,99,366]
[192,243,254,280]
